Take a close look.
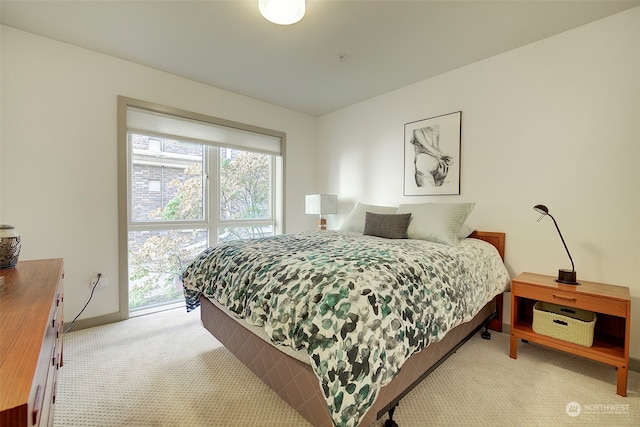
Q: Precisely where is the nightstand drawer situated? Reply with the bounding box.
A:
[512,282,628,317]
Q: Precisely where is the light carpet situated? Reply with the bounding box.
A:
[54,307,639,426]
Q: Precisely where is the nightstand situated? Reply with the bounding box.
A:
[509,272,630,397]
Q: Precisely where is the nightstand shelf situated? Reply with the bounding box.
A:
[512,322,626,360]
[510,272,630,397]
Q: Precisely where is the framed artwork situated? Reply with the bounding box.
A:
[404,111,461,196]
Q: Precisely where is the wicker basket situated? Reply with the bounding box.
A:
[532,301,596,347]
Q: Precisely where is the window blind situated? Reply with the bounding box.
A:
[126,107,282,155]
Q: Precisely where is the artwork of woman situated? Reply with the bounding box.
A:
[410,125,453,187]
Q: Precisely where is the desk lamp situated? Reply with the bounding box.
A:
[533,204,579,284]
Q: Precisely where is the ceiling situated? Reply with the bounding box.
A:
[2,1,638,116]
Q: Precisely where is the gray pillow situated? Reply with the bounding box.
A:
[363,212,412,239]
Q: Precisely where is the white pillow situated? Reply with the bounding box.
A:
[339,202,398,233]
[458,223,474,239]
[396,203,475,246]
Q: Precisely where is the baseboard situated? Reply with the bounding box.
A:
[64,311,123,333]
[502,323,639,373]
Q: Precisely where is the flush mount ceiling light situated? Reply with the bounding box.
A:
[259,0,305,25]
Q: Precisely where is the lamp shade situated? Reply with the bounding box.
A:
[305,194,337,215]
[259,0,305,25]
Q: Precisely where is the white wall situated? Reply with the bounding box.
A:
[318,7,640,358]
[1,26,317,321]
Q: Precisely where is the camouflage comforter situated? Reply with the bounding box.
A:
[182,231,510,427]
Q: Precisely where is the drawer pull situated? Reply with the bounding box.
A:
[52,341,58,366]
[552,294,577,303]
[32,385,42,424]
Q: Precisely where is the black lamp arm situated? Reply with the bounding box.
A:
[547,213,575,272]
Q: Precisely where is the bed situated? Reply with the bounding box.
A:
[182,203,510,427]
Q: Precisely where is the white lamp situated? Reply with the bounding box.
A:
[259,0,305,25]
[305,194,337,231]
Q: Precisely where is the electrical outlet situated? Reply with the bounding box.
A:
[90,276,109,289]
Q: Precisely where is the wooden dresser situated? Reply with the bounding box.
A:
[0,259,64,427]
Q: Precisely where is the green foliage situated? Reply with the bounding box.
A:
[151,163,203,221]
[220,151,270,220]
[128,230,202,308]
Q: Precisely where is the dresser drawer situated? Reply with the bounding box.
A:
[512,281,628,317]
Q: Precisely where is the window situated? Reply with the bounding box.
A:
[118,98,285,316]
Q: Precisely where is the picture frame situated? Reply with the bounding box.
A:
[404,111,461,196]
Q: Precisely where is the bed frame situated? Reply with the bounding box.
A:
[199,231,505,426]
